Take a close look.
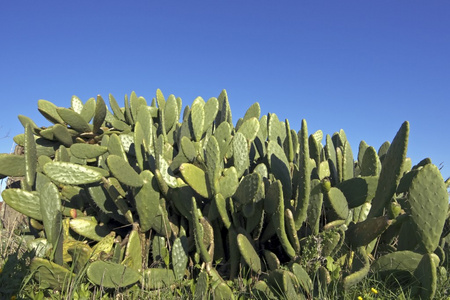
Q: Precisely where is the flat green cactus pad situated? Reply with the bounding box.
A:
[195,270,209,299]
[172,236,189,280]
[80,98,96,122]
[214,282,235,300]
[38,99,64,124]
[70,144,108,159]
[91,232,115,260]
[237,233,262,274]
[53,124,73,146]
[141,268,175,290]
[402,164,449,253]
[252,280,276,300]
[123,229,142,272]
[217,167,239,199]
[93,95,107,134]
[369,121,409,217]
[71,95,84,114]
[413,253,437,300]
[69,217,110,241]
[67,244,92,274]
[86,260,141,288]
[31,258,75,290]
[290,263,313,296]
[107,155,144,187]
[337,176,378,208]
[40,182,62,247]
[2,189,42,220]
[179,163,211,198]
[324,187,349,220]
[347,216,391,248]
[57,107,92,133]
[372,250,422,274]
[267,269,299,299]
[0,153,25,178]
[44,161,103,185]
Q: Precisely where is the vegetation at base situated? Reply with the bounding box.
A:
[0,89,450,299]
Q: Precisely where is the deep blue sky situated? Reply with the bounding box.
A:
[1,1,449,189]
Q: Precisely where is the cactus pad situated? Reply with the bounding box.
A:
[0,154,25,178]
[369,121,409,217]
[172,236,189,280]
[69,217,110,241]
[70,144,108,159]
[179,163,211,198]
[30,258,75,290]
[2,189,42,220]
[44,161,103,185]
[86,260,141,288]
[141,268,175,290]
[401,164,448,253]
[107,155,144,187]
[237,233,262,274]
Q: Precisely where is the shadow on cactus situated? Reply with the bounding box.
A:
[0,89,449,299]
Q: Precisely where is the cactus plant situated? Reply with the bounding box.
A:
[0,89,447,298]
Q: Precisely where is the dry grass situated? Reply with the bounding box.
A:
[0,202,33,299]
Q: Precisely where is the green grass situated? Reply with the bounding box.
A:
[1,213,450,300]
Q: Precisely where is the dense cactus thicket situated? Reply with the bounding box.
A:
[1,90,449,299]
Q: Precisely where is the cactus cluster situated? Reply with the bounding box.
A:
[1,90,450,299]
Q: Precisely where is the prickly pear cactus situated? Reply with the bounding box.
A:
[1,89,448,298]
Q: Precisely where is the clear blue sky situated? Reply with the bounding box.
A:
[1,1,449,190]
